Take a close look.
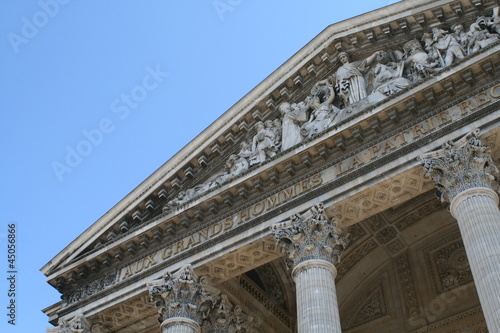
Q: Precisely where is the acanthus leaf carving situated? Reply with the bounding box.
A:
[147,264,220,325]
[420,129,500,203]
[271,203,350,269]
[56,314,92,333]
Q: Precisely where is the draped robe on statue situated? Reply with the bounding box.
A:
[335,60,369,106]
[281,104,308,151]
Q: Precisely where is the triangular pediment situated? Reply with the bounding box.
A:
[42,0,500,314]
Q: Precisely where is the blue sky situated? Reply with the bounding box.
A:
[1,0,397,331]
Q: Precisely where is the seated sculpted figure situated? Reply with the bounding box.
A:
[403,39,439,81]
[373,62,411,96]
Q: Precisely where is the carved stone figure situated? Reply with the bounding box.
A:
[250,121,278,165]
[271,118,282,148]
[372,62,411,97]
[334,51,384,107]
[164,188,195,211]
[279,102,308,151]
[403,39,439,81]
[451,24,469,52]
[238,140,252,158]
[215,154,249,185]
[432,27,466,66]
[160,17,500,219]
[467,16,499,54]
[487,10,500,34]
[300,82,339,138]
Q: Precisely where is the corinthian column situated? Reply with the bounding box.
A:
[272,203,349,333]
[420,129,500,332]
[147,264,220,333]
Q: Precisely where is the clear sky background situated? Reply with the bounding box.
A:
[1,0,398,331]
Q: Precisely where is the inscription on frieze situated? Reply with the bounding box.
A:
[333,84,500,178]
[120,173,323,281]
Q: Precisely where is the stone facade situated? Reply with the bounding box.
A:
[43,0,500,332]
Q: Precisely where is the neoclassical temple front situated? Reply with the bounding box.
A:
[43,0,500,332]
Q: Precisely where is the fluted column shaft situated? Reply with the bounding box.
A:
[160,317,200,333]
[293,260,341,332]
[450,188,500,331]
[420,129,500,332]
[272,203,348,333]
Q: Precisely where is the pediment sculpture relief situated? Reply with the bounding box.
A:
[162,14,500,214]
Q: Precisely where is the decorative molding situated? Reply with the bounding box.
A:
[200,294,258,333]
[365,214,388,233]
[94,294,156,330]
[412,307,485,333]
[330,173,434,226]
[393,198,447,232]
[342,277,388,330]
[221,280,292,332]
[237,275,292,327]
[425,234,473,295]
[336,239,378,281]
[395,252,419,317]
[196,238,281,282]
[347,222,367,245]
[62,271,118,307]
[253,263,287,308]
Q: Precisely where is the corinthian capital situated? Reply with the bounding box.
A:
[420,129,499,203]
[272,203,350,269]
[147,264,220,326]
[53,314,91,333]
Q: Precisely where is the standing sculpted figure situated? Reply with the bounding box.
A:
[334,51,384,107]
[487,12,500,34]
[272,118,282,148]
[250,121,277,165]
[279,101,308,151]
